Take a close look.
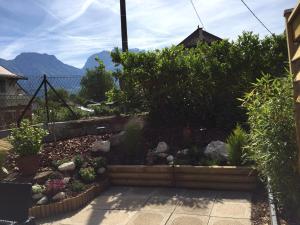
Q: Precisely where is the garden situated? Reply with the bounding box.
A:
[0,32,299,224]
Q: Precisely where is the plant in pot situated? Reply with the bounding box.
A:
[10,120,48,176]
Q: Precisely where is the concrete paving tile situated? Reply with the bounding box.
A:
[126,211,171,225]
[174,197,214,216]
[179,189,217,199]
[208,217,252,225]
[152,187,183,198]
[142,195,179,213]
[126,187,156,197]
[56,209,137,225]
[215,191,252,203]
[101,186,131,196]
[166,214,209,225]
[90,194,148,210]
[210,202,252,219]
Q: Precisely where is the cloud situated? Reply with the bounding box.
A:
[0,0,296,67]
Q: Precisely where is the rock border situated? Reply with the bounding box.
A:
[108,165,257,191]
[29,179,109,219]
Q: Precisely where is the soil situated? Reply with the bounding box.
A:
[251,185,271,225]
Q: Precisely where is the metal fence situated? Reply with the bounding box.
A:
[0,75,84,130]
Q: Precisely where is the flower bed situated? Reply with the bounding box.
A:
[108,165,257,191]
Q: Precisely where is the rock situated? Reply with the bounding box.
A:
[0,167,9,178]
[97,167,106,174]
[33,170,53,184]
[32,193,44,200]
[167,155,174,162]
[58,161,75,172]
[52,192,66,201]
[109,131,126,146]
[204,141,228,162]
[182,149,189,155]
[90,140,111,152]
[37,196,48,205]
[156,142,168,153]
[157,153,168,158]
[63,177,71,184]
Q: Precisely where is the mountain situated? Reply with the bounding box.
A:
[82,48,141,71]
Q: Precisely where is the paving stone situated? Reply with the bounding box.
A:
[57,209,136,225]
[208,217,252,225]
[126,211,171,225]
[210,202,252,219]
[179,189,217,199]
[174,197,214,216]
[215,191,252,203]
[152,187,183,198]
[101,186,131,196]
[166,214,209,225]
[90,195,148,210]
[142,196,179,213]
[126,187,156,197]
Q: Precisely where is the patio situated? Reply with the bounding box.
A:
[38,186,252,225]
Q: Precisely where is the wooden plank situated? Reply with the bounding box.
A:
[107,165,173,173]
[292,46,300,62]
[109,172,173,180]
[175,181,257,191]
[110,179,172,187]
[175,174,257,183]
[174,165,255,175]
[292,13,300,42]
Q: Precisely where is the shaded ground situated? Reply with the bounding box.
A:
[38,186,261,225]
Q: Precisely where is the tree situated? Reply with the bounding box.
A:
[79,59,115,103]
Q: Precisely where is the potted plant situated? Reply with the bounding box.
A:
[10,120,48,175]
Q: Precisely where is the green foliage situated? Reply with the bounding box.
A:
[80,60,115,102]
[90,103,120,117]
[241,74,300,211]
[92,157,107,169]
[226,124,248,166]
[10,120,48,157]
[70,180,86,192]
[32,184,45,194]
[122,118,144,160]
[74,155,84,168]
[111,32,287,128]
[79,167,96,183]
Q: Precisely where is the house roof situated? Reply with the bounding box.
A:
[178,26,222,48]
[0,66,27,80]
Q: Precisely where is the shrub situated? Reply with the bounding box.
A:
[70,180,86,192]
[123,118,144,160]
[92,157,107,169]
[45,179,65,195]
[32,184,45,194]
[74,155,84,168]
[241,74,300,211]
[226,124,248,166]
[9,120,48,157]
[79,167,96,183]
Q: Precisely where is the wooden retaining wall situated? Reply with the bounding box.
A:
[108,165,257,191]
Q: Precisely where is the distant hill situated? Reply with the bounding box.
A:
[0,49,141,93]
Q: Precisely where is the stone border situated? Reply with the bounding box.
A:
[267,178,279,225]
[108,165,257,191]
[29,179,109,219]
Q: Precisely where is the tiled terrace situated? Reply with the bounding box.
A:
[38,186,253,225]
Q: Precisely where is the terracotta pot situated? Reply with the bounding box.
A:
[17,155,40,176]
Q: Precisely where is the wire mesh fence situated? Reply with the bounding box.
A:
[0,75,88,130]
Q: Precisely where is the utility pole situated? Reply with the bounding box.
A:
[120,0,128,52]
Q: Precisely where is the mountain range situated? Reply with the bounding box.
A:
[0,49,139,93]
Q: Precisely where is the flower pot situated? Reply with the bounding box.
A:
[17,155,40,176]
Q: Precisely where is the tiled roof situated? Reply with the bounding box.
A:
[0,66,26,79]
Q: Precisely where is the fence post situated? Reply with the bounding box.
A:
[43,74,50,127]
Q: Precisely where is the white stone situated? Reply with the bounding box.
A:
[91,140,111,152]
[1,167,8,176]
[32,193,44,200]
[63,177,71,184]
[52,192,66,201]
[167,155,174,162]
[204,141,228,162]
[37,196,48,205]
[97,167,106,174]
[182,149,189,155]
[58,161,76,172]
[156,142,168,153]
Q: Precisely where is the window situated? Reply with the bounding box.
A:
[0,79,6,93]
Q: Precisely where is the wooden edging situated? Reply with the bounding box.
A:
[108,165,257,191]
[29,179,109,219]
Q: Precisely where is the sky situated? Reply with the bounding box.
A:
[0,0,296,68]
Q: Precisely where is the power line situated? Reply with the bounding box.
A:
[190,0,205,29]
[240,0,274,36]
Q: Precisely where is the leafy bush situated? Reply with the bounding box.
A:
[123,118,144,160]
[70,180,86,192]
[9,120,48,157]
[92,157,107,169]
[79,167,96,183]
[32,184,45,194]
[226,124,248,166]
[241,74,300,211]
[74,155,84,168]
